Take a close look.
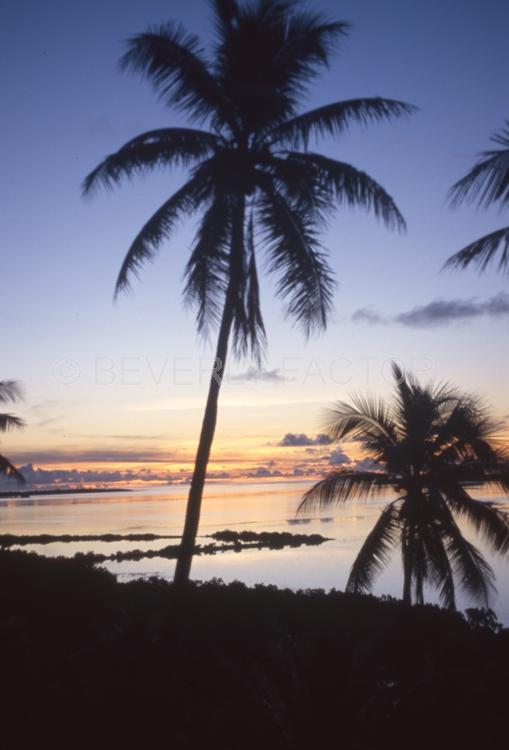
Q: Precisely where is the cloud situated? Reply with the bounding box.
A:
[246,466,273,478]
[278,433,332,447]
[351,308,386,325]
[228,367,290,383]
[7,449,175,465]
[354,458,379,472]
[26,400,59,414]
[352,292,509,329]
[482,293,509,316]
[206,471,231,480]
[35,417,63,428]
[241,465,284,478]
[327,449,350,465]
[0,464,177,490]
[396,298,495,328]
[24,401,65,429]
[97,434,166,441]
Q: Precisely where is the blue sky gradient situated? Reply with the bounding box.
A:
[2,0,509,480]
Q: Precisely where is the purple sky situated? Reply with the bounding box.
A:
[2,0,509,482]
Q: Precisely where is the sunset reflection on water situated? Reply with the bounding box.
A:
[2,481,508,623]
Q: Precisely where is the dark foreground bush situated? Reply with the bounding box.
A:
[1,550,508,750]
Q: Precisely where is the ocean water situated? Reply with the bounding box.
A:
[1,480,509,624]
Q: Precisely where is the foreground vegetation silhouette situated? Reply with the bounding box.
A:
[445,119,509,274]
[0,379,24,481]
[83,0,413,584]
[300,364,509,609]
[2,549,508,750]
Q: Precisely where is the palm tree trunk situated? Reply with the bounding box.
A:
[402,571,411,604]
[173,195,245,585]
[402,547,412,605]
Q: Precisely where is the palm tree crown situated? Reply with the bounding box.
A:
[0,380,25,482]
[84,0,412,351]
[445,120,509,274]
[84,0,414,584]
[299,365,509,610]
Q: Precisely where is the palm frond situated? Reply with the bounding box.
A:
[446,534,495,605]
[215,2,348,132]
[432,394,506,465]
[433,461,509,501]
[232,215,266,361]
[257,179,335,334]
[390,363,445,440]
[115,171,213,298]
[440,504,496,605]
[411,533,428,606]
[479,464,509,494]
[446,487,509,556]
[391,362,414,417]
[284,153,406,230]
[346,501,400,594]
[413,494,457,609]
[210,0,239,31]
[82,129,219,195]
[120,23,232,126]
[269,12,348,88]
[183,194,231,337]
[0,414,25,433]
[443,226,509,276]
[449,121,509,209]
[299,470,392,513]
[422,524,456,610]
[255,153,330,221]
[323,395,396,445]
[0,455,24,483]
[268,98,416,149]
[0,380,23,404]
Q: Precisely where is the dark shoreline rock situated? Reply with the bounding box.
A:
[0,531,180,546]
[0,529,330,565]
[0,487,130,499]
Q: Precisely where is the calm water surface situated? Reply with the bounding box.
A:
[2,481,508,623]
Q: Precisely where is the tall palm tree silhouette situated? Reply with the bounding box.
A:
[445,121,509,274]
[0,380,24,481]
[299,365,509,609]
[84,0,414,584]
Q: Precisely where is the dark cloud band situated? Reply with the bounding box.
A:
[352,292,509,328]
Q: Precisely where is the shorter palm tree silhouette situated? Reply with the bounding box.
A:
[445,121,509,274]
[0,380,25,481]
[299,364,509,609]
